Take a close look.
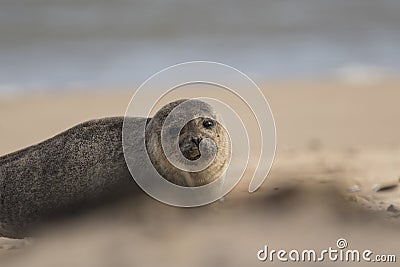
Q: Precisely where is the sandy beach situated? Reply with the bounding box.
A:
[1,79,400,266]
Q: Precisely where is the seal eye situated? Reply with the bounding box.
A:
[202,120,215,129]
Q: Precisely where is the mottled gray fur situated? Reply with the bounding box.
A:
[0,117,140,238]
[0,99,230,238]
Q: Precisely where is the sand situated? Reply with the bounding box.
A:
[0,79,400,266]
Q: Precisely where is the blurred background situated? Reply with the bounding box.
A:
[1,1,400,266]
[1,0,400,93]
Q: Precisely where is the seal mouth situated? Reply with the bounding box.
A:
[181,145,201,161]
[180,141,202,161]
[188,149,201,161]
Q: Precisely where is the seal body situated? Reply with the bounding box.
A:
[0,99,231,238]
[0,117,140,238]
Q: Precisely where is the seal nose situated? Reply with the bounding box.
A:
[191,137,202,147]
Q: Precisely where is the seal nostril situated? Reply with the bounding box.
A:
[191,137,202,146]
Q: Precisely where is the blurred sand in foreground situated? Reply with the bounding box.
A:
[0,79,400,266]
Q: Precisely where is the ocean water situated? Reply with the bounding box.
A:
[0,0,399,93]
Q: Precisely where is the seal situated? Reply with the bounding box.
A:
[0,99,230,238]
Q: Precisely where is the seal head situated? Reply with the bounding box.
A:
[145,99,230,187]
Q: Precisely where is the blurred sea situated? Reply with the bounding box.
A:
[0,0,399,93]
